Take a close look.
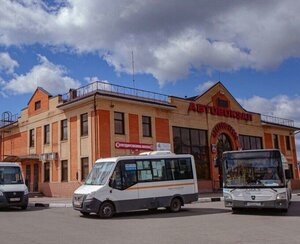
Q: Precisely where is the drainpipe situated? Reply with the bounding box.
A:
[94,93,98,162]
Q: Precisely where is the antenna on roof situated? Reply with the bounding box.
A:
[132,51,135,89]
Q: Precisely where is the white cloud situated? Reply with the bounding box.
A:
[2,55,81,95]
[239,95,300,160]
[0,52,18,74]
[1,1,300,85]
[196,81,217,94]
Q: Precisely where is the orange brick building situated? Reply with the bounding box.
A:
[0,82,299,196]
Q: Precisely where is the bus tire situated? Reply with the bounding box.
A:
[169,198,182,213]
[21,204,28,210]
[98,202,115,218]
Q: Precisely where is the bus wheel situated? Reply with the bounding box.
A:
[98,202,115,218]
[169,198,182,213]
[21,204,28,210]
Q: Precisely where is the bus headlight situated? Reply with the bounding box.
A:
[0,191,3,196]
[276,192,287,200]
[24,188,29,195]
[223,193,232,200]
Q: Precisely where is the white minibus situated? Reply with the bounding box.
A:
[0,162,29,209]
[73,152,198,218]
[222,149,292,212]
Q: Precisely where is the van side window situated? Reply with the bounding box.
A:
[151,159,167,181]
[166,158,193,180]
[137,160,153,181]
[110,163,123,190]
[122,161,137,189]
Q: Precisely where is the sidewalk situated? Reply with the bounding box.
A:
[28,190,300,208]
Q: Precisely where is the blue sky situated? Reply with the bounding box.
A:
[1,0,300,157]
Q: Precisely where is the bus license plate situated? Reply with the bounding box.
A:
[246,202,261,206]
[10,198,20,202]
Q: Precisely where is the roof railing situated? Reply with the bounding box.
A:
[261,114,294,127]
[0,112,18,128]
[61,81,170,104]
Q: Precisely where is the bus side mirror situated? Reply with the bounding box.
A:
[285,169,292,180]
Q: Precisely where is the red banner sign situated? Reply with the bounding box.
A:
[115,141,153,150]
[188,102,252,121]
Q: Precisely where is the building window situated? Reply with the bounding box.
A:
[61,160,68,182]
[142,116,152,137]
[114,112,125,135]
[217,98,229,108]
[44,162,50,182]
[35,100,41,110]
[80,113,88,136]
[239,135,263,150]
[61,119,68,141]
[173,126,209,180]
[81,157,89,181]
[273,134,279,149]
[29,129,35,147]
[285,136,291,151]
[44,124,50,144]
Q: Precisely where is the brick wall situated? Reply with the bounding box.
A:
[155,118,170,143]
[99,109,111,158]
[129,113,139,143]
[28,89,49,117]
[264,133,273,149]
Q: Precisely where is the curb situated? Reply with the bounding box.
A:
[197,197,224,203]
[29,203,72,208]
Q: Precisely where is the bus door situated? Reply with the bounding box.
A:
[109,160,139,212]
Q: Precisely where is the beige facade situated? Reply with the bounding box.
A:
[0,82,299,196]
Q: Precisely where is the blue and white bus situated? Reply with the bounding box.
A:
[222,149,292,212]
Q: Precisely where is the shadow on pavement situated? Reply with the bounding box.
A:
[80,207,231,220]
[230,201,300,217]
[0,206,48,212]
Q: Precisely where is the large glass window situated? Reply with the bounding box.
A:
[114,112,125,134]
[80,113,88,136]
[239,135,263,150]
[61,160,68,182]
[44,124,50,144]
[44,162,50,182]
[61,119,68,141]
[29,129,35,147]
[142,116,152,137]
[173,126,209,180]
[81,157,89,181]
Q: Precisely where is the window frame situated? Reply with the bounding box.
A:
[29,129,35,147]
[80,113,88,137]
[60,119,68,141]
[114,112,125,135]
[273,134,279,149]
[285,135,291,151]
[61,160,68,182]
[81,157,89,181]
[142,116,152,137]
[35,100,41,110]
[44,124,50,145]
[44,162,50,183]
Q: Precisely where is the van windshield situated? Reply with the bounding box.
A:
[0,166,24,185]
[85,162,115,185]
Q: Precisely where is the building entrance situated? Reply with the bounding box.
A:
[216,133,232,188]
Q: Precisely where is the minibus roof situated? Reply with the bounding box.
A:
[94,153,193,164]
[0,162,21,167]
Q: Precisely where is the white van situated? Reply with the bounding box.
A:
[73,152,198,218]
[0,162,29,210]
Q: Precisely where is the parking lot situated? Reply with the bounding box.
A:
[1,195,300,244]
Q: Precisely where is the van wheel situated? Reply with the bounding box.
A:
[169,198,181,213]
[98,202,115,218]
[21,204,28,210]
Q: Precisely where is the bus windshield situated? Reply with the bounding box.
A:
[0,166,24,185]
[85,162,115,185]
[223,152,284,188]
